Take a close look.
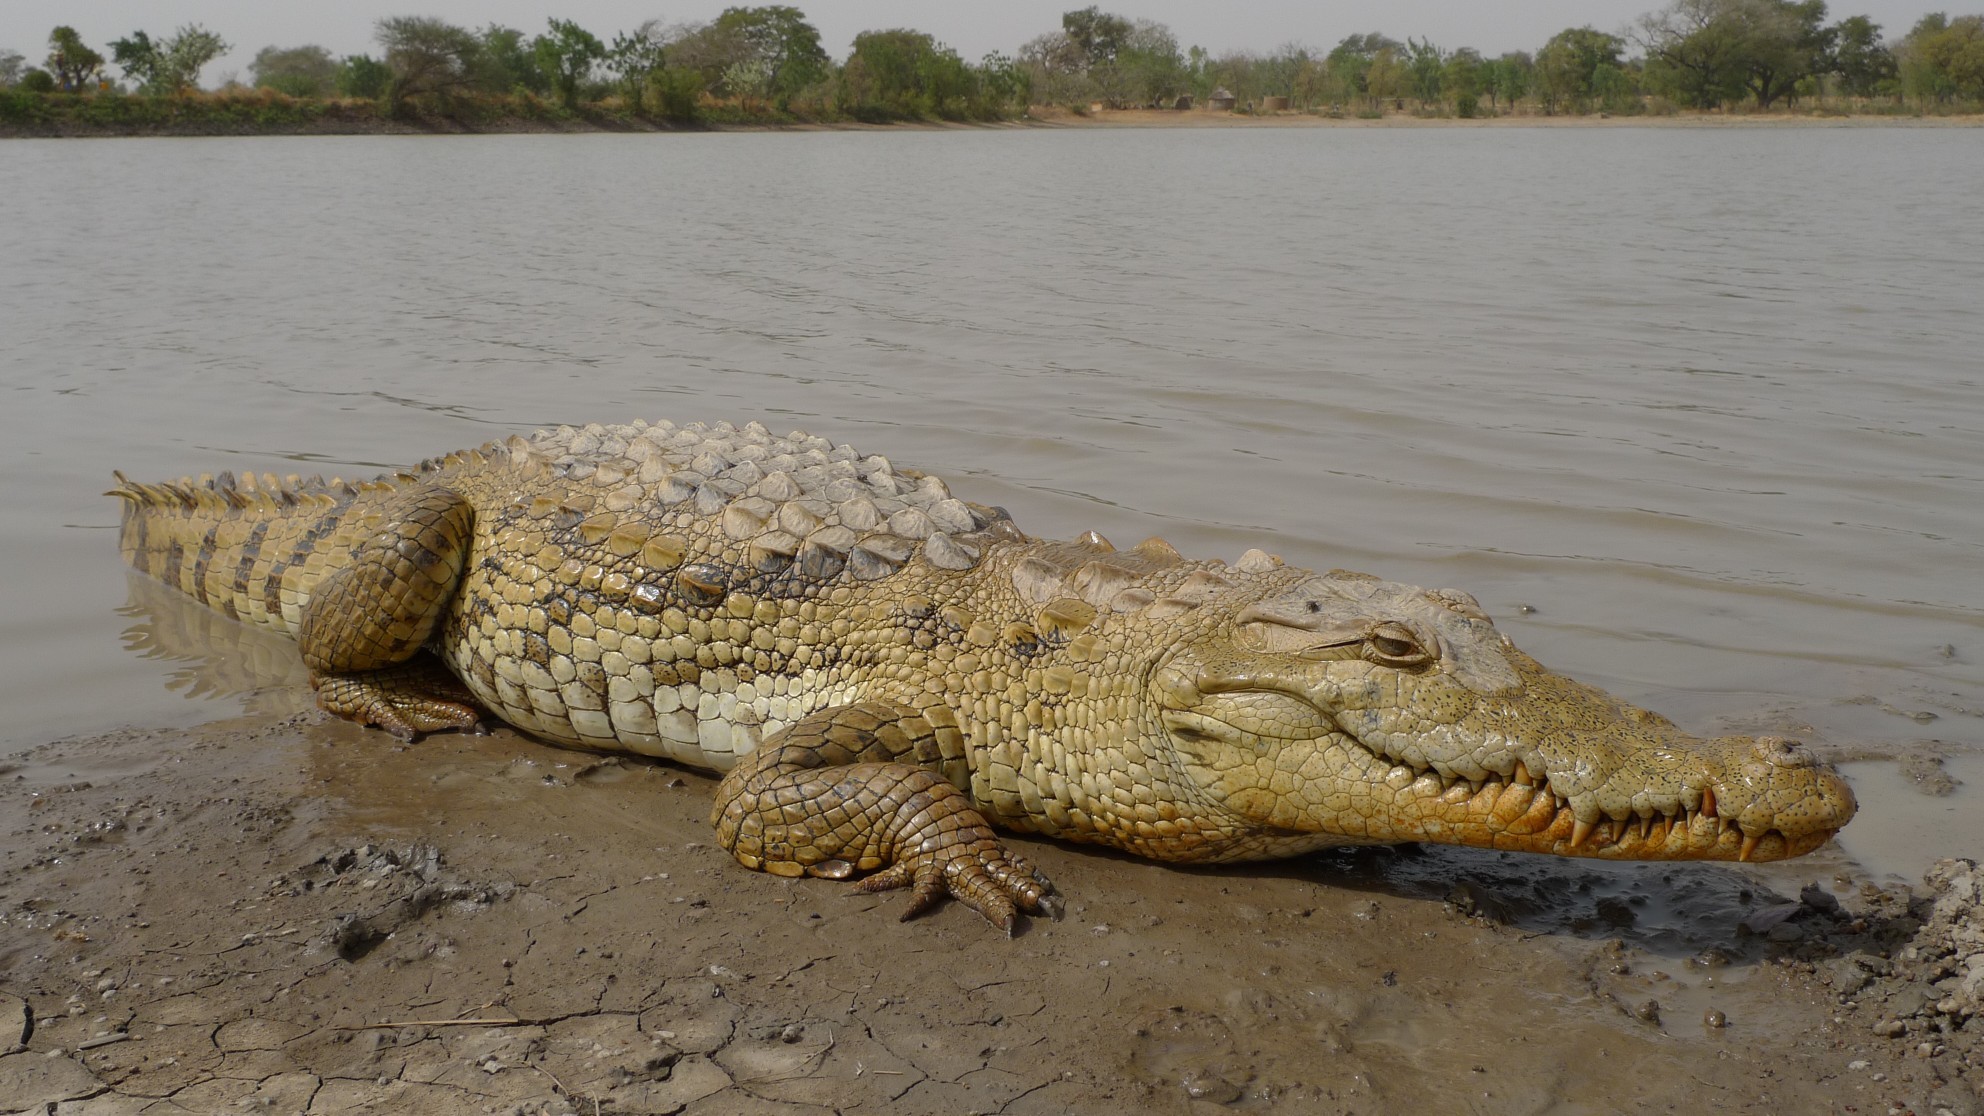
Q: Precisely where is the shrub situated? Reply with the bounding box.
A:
[644,68,704,122]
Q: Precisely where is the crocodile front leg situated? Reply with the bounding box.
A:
[297,485,483,740]
[711,701,1058,933]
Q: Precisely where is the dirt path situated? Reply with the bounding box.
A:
[2,712,1977,1114]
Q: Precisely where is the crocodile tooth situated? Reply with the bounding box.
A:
[1739,830,1761,861]
[1512,760,1534,787]
[1570,818,1595,849]
[1700,785,1718,819]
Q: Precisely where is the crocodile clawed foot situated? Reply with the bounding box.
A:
[856,841,1057,935]
[312,665,485,742]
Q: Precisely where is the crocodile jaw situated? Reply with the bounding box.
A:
[1154,585,1857,863]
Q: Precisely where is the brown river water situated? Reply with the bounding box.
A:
[1,126,1979,889]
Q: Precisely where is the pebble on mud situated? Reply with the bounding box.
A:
[1703,1009,1727,1029]
[1181,1070,1242,1104]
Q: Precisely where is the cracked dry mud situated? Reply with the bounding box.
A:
[2,714,1979,1115]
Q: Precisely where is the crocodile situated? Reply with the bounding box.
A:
[111,419,1857,930]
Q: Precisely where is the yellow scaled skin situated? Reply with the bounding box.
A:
[111,419,1858,931]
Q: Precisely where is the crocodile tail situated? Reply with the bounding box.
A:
[108,469,367,637]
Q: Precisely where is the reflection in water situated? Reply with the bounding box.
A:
[117,572,314,718]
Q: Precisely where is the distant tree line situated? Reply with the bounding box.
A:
[1022,2,1984,115]
[0,7,1024,124]
[3,1,1982,124]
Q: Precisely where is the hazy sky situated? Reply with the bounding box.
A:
[3,1,1946,86]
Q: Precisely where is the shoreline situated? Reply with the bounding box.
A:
[4,101,1980,139]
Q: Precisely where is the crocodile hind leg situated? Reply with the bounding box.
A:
[711,701,1059,934]
[297,485,483,740]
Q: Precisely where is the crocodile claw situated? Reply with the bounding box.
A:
[855,843,1056,934]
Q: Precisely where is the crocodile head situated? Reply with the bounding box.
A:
[1150,570,1856,861]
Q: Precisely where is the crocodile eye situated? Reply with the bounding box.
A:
[1363,623,1436,668]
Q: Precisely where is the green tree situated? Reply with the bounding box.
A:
[977,50,1030,109]
[1323,33,1402,108]
[110,31,161,88]
[711,7,829,103]
[1018,29,1085,104]
[1115,19,1186,105]
[1637,0,1746,107]
[1829,15,1896,96]
[1537,26,1627,112]
[476,26,549,94]
[376,16,481,105]
[165,25,228,92]
[1062,7,1132,68]
[1366,45,1405,107]
[336,54,392,98]
[1480,51,1534,110]
[46,26,104,92]
[1404,38,1446,107]
[0,49,24,87]
[1638,0,1833,109]
[250,44,337,97]
[1731,0,1834,108]
[1444,47,1485,114]
[533,18,605,107]
[840,28,977,119]
[607,21,668,105]
[1897,13,1984,103]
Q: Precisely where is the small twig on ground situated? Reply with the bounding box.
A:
[339,1017,537,1030]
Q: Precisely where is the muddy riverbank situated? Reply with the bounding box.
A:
[2,700,1978,1114]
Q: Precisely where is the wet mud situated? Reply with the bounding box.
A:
[1,711,1979,1114]
[2,585,1980,1115]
